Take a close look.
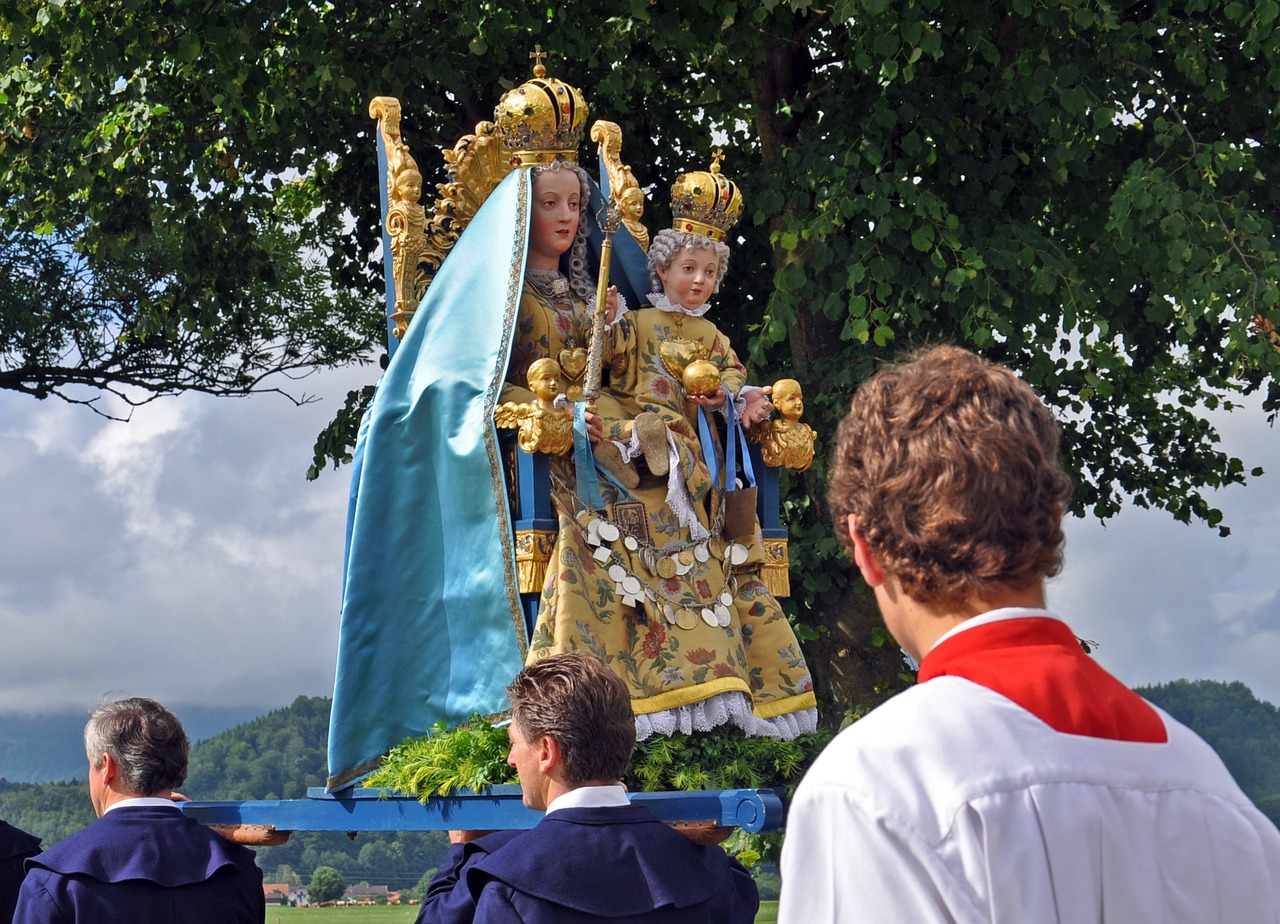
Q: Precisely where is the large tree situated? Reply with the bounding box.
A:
[5,0,1278,717]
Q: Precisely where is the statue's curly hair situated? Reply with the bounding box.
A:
[646,230,730,294]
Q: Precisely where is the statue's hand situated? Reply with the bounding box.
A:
[689,387,728,410]
[741,386,774,426]
[605,286,621,325]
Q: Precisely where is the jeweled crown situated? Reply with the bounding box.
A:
[494,48,588,166]
[669,151,743,243]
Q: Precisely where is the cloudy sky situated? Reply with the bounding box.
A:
[1,362,1278,724]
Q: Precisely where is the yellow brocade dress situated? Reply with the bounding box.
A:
[520,288,817,739]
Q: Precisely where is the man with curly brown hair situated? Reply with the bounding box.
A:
[779,345,1280,923]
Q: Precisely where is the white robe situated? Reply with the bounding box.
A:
[779,614,1280,923]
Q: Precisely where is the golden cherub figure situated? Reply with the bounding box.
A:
[494,357,574,456]
[750,378,817,471]
[385,148,427,340]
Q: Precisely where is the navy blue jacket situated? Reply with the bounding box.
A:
[1,821,41,924]
[416,830,522,924]
[13,806,264,924]
[419,805,757,924]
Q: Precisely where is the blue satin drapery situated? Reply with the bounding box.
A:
[326,170,532,789]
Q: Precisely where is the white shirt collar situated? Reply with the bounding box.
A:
[924,607,1063,658]
[103,796,181,815]
[544,783,629,816]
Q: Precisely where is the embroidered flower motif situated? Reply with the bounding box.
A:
[509,343,538,379]
[695,579,713,600]
[685,647,716,666]
[650,376,671,398]
[553,312,576,339]
[713,663,738,679]
[641,622,667,660]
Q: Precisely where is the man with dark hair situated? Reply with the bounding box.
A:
[779,345,1280,922]
[0,821,39,924]
[13,697,264,923]
[417,651,758,924]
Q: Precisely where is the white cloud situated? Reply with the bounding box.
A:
[1051,398,1280,707]
[0,364,370,713]
[2,361,1277,721]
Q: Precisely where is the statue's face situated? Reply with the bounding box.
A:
[528,170,581,270]
[620,188,643,219]
[655,245,719,310]
[776,384,803,418]
[396,170,423,202]
[529,364,562,399]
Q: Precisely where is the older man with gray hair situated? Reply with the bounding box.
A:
[14,697,264,923]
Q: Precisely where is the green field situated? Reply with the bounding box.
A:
[267,909,416,923]
[266,899,779,922]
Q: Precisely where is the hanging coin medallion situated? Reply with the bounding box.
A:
[577,509,739,630]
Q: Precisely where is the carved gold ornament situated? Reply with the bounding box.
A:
[494,357,574,456]
[749,378,817,472]
[592,120,649,252]
[370,98,517,339]
[515,529,557,594]
[369,97,428,340]
[760,537,791,598]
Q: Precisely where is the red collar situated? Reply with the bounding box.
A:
[919,616,1166,742]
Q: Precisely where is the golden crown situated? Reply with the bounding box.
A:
[669,151,743,243]
[494,47,588,166]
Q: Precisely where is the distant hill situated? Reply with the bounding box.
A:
[0,703,270,783]
[1137,678,1280,824]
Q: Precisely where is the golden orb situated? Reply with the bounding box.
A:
[683,360,722,398]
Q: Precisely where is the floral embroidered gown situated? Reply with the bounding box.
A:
[514,277,817,739]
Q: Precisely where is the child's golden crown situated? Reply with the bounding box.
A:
[669,151,743,242]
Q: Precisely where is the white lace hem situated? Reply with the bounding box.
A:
[634,691,818,741]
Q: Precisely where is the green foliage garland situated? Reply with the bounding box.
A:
[364,717,515,799]
[365,716,829,801]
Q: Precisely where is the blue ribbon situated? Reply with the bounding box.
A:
[697,405,723,491]
[574,402,606,510]
[697,388,760,492]
[723,389,756,491]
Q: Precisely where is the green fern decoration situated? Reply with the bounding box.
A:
[364,715,515,800]
[367,715,829,806]
[627,726,829,793]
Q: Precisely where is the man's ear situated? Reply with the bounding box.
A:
[99,752,118,786]
[536,734,560,775]
[848,514,886,588]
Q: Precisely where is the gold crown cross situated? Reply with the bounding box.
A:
[530,45,548,77]
[710,149,725,174]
